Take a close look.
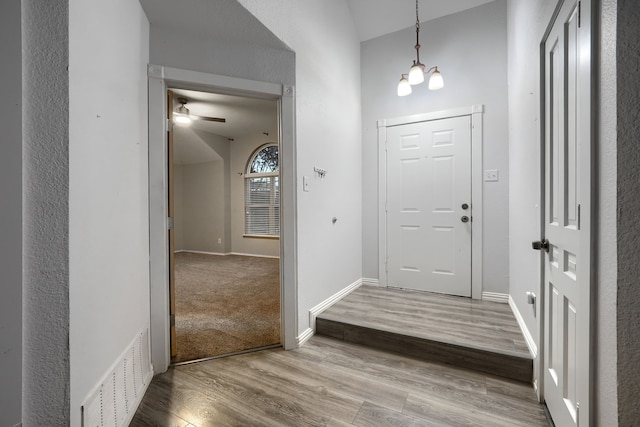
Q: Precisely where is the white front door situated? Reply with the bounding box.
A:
[541,0,592,425]
[385,116,472,297]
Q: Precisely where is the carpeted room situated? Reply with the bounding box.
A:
[171,89,281,363]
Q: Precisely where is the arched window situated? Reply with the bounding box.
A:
[245,144,279,236]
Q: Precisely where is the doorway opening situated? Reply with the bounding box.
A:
[148,65,297,374]
[168,88,281,364]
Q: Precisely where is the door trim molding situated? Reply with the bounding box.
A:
[377,105,484,300]
[147,65,297,373]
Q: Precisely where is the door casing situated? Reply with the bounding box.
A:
[148,65,297,373]
[378,105,484,299]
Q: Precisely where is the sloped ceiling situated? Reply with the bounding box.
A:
[139,0,289,50]
[346,0,496,41]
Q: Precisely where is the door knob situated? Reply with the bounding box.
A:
[532,239,550,252]
[461,215,470,223]
[461,203,469,210]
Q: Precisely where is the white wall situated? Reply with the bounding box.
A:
[0,1,22,425]
[68,0,150,425]
[175,160,227,253]
[360,0,510,294]
[230,138,280,257]
[508,0,619,424]
[597,0,618,423]
[148,25,295,87]
[506,0,556,353]
[237,0,363,335]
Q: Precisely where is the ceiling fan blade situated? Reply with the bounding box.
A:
[192,115,226,123]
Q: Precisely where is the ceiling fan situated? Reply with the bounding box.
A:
[174,97,226,124]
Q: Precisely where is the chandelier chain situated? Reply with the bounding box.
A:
[414,0,421,64]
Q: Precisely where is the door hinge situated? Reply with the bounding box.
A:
[170,314,175,327]
[168,217,174,230]
[166,118,173,131]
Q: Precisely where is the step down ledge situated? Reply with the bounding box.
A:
[316,318,533,383]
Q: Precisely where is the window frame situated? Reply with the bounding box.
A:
[244,143,280,238]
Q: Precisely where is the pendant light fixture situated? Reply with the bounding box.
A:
[397,0,444,96]
[174,98,192,124]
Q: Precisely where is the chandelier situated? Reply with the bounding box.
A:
[397,0,444,96]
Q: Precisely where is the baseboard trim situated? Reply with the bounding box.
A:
[297,328,314,347]
[482,292,510,303]
[296,278,365,347]
[309,278,363,333]
[229,251,280,259]
[175,250,279,259]
[361,278,381,287]
[509,295,538,358]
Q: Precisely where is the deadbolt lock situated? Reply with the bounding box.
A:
[461,215,470,223]
[461,203,469,210]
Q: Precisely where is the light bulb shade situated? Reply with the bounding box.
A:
[397,75,412,96]
[428,70,444,90]
[174,115,191,124]
[408,63,425,85]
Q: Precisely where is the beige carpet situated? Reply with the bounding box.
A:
[173,252,280,363]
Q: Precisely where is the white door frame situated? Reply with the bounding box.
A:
[148,65,298,373]
[537,0,594,422]
[378,105,484,300]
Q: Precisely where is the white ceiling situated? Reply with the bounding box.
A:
[346,0,496,41]
[171,88,278,166]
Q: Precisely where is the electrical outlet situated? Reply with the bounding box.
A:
[484,169,499,182]
[218,238,222,244]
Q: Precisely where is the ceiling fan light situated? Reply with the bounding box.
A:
[397,75,412,96]
[408,62,425,85]
[175,115,191,124]
[428,69,444,90]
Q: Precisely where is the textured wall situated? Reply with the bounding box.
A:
[616,0,640,424]
[22,0,71,424]
[597,0,619,424]
[361,0,510,294]
[0,1,22,425]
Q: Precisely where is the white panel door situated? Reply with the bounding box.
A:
[542,0,591,425]
[386,116,471,297]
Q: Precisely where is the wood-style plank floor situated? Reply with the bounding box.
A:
[131,335,549,426]
[318,286,531,358]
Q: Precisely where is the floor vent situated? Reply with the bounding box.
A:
[82,328,153,427]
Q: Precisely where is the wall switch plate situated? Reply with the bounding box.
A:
[484,169,499,182]
[303,176,310,192]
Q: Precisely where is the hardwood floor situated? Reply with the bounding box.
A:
[131,335,549,426]
[317,286,533,382]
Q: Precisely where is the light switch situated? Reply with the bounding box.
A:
[303,176,310,192]
[484,169,499,182]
